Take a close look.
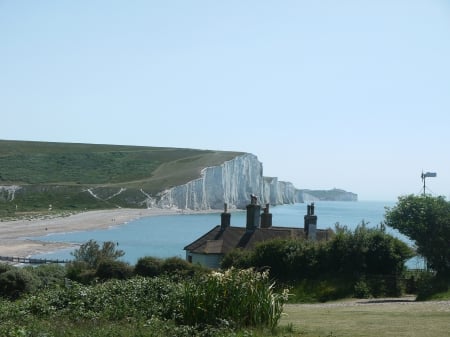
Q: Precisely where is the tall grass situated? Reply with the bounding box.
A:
[182,268,289,329]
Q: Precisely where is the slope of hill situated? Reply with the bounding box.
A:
[0,140,244,214]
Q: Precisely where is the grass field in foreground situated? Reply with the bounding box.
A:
[281,299,450,337]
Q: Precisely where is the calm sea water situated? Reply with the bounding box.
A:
[31,201,413,265]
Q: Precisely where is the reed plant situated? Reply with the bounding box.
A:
[182,268,289,329]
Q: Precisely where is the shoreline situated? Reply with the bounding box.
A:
[0,208,214,258]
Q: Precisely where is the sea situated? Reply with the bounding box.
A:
[29,201,425,268]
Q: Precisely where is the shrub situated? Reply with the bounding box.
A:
[20,276,182,321]
[95,260,133,281]
[288,278,354,303]
[25,264,66,288]
[415,272,449,301]
[354,279,371,298]
[182,268,289,329]
[0,263,14,274]
[135,256,163,277]
[0,268,40,300]
[66,261,96,284]
[251,239,291,281]
[160,257,206,280]
[221,249,252,269]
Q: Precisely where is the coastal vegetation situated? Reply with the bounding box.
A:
[0,263,289,336]
[222,223,414,301]
[385,194,450,299]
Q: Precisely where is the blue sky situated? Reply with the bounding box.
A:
[1,1,449,201]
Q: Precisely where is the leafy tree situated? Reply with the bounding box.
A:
[68,240,125,283]
[71,239,125,269]
[385,195,450,278]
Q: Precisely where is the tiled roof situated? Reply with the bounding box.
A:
[184,225,330,255]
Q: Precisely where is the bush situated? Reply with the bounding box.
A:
[25,264,66,288]
[17,277,182,321]
[182,268,289,329]
[66,261,96,284]
[135,256,163,277]
[354,279,371,298]
[161,257,206,280]
[288,278,354,303]
[0,268,40,300]
[0,263,14,274]
[415,272,449,301]
[96,260,133,281]
[220,249,252,269]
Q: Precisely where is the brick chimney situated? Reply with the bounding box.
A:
[220,203,231,229]
[260,203,272,228]
[304,203,317,240]
[246,194,261,231]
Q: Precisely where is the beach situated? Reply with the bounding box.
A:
[0,208,194,258]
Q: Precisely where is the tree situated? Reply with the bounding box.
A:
[68,240,125,283]
[385,195,450,278]
[71,239,125,269]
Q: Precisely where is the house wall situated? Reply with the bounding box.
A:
[186,251,222,269]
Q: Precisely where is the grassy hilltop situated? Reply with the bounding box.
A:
[0,140,244,214]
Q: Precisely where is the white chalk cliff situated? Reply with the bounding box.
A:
[156,154,299,210]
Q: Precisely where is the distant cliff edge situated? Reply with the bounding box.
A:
[299,189,358,202]
[154,154,357,210]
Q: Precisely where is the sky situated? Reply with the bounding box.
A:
[1,1,450,201]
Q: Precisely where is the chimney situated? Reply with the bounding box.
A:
[246,194,261,231]
[220,203,231,229]
[304,202,317,240]
[261,203,272,228]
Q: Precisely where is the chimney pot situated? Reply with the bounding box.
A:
[261,203,272,228]
[221,203,231,229]
[246,195,261,230]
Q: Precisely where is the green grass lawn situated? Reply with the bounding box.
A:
[281,299,450,337]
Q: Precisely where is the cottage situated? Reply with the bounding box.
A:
[184,196,331,269]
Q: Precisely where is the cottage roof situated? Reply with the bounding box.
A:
[184,225,330,255]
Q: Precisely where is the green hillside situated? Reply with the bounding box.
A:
[0,140,244,215]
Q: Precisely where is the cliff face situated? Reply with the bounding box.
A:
[156,154,302,210]
[155,154,359,210]
[1,152,357,213]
